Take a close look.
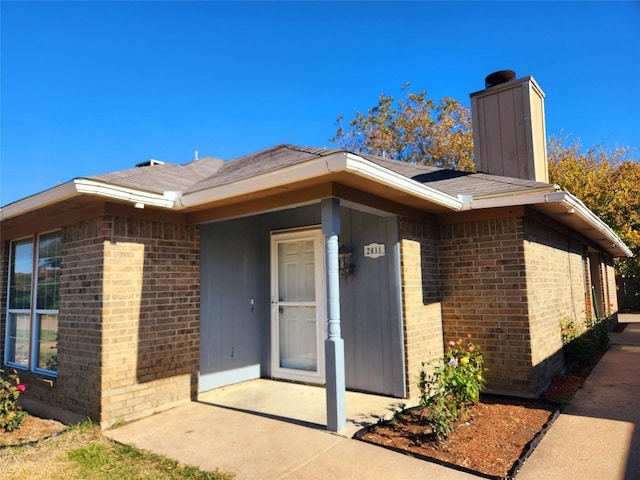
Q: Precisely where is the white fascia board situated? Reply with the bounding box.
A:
[550,191,632,257]
[179,155,342,208]
[1,182,79,221]
[466,189,632,257]
[179,152,463,211]
[73,179,174,208]
[341,153,463,210]
[465,188,558,210]
[0,179,174,221]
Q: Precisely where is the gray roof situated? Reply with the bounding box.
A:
[86,144,553,199]
[87,156,225,194]
[3,143,628,258]
[185,145,342,194]
[359,153,552,197]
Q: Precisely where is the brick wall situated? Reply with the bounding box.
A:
[99,216,200,427]
[1,213,199,426]
[523,216,582,394]
[0,219,105,422]
[398,217,444,398]
[440,209,534,396]
[55,218,107,420]
[604,258,618,313]
[591,253,618,317]
[439,208,613,397]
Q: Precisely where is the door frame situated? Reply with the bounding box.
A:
[270,227,326,384]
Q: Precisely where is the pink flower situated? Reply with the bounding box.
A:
[448,341,455,347]
[448,358,459,367]
[16,384,25,392]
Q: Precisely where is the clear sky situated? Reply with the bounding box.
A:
[1,1,639,207]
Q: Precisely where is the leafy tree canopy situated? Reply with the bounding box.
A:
[330,83,475,171]
[548,135,640,277]
[332,85,639,276]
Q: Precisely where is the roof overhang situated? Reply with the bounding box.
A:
[1,151,631,259]
[464,188,632,258]
[178,152,463,211]
[0,178,175,222]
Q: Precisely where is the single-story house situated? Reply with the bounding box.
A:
[1,74,631,430]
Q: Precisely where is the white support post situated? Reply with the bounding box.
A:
[321,198,346,432]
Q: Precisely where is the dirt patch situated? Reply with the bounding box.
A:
[357,396,557,479]
[0,414,67,447]
[358,350,604,479]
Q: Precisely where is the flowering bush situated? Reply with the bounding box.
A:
[561,315,610,368]
[0,368,27,432]
[419,334,487,441]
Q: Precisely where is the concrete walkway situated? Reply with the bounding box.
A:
[105,314,640,479]
[517,313,640,480]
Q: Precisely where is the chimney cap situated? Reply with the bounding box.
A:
[485,70,516,88]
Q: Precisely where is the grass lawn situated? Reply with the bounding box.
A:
[0,423,233,480]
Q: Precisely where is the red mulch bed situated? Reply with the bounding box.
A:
[357,349,607,479]
[358,397,557,479]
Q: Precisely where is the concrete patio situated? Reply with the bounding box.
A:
[197,379,415,438]
[105,380,478,479]
[105,314,640,479]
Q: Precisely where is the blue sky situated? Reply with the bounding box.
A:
[1,1,639,206]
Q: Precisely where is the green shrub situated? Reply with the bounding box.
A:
[561,316,610,369]
[419,335,487,442]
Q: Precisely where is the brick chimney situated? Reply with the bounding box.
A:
[470,71,549,183]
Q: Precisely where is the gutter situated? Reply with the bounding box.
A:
[1,153,462,222]
[461,187,632,258]
[547,191,632,257]
[73,179,175,208]
[2,152,629,259]
[0,178,174,221]
[1,182,79,221]
[178,152,464,211]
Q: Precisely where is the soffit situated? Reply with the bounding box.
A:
[181,170,454,221]
[531,202,629,257]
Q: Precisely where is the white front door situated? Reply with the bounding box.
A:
[271,229,325,384]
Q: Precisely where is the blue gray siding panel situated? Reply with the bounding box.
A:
[340,210,405,397]
[199,203,405,398]
[199,218,265,391]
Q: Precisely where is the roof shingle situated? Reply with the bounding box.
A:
[85,144,553,199]
[87,156,225,194]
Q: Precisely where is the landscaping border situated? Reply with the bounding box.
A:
[353,396,561,480]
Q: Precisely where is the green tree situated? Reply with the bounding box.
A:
[548,135,640,277]
[330,84,475,171]
[333,87,638,276]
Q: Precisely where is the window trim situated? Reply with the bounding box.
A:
[5,230,60,376]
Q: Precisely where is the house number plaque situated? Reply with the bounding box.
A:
[364,243,385,258]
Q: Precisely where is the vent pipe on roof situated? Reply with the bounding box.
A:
[135,159,165,168]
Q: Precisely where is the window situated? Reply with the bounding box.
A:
[5,231,61,375]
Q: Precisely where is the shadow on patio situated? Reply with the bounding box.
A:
[197,379,413,437]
